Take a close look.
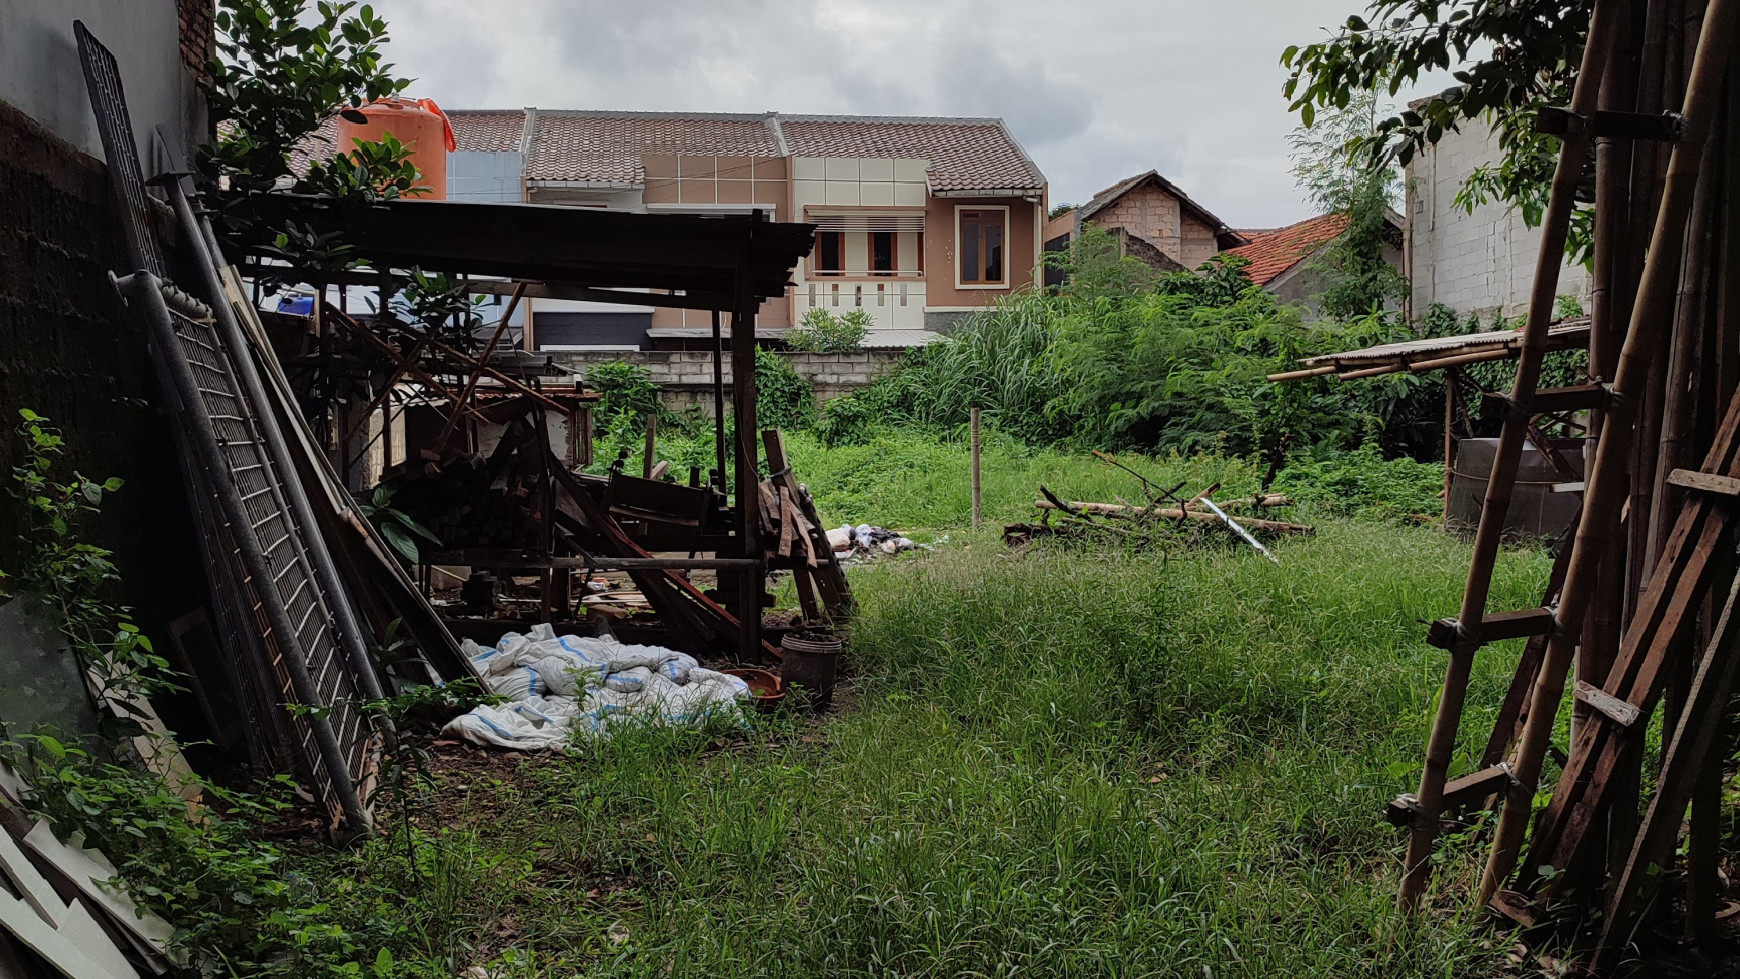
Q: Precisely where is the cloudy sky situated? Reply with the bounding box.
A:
[373,0,1422,228]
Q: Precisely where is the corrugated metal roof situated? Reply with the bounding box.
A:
[1299,320,1590,366]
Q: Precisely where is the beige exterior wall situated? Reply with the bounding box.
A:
[790,156,930,331]
[1080,182,1223,270]
[923,194,1041,309]
[1179,213,1221,270]
[641,154,787,208]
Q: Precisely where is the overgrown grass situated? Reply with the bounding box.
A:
[785,428,1269,533]
[272,521,1546,976]
[26,439,1536,977]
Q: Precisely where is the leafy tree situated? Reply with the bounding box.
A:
[1288,82,1409,318]
[1043,224,1161,299]
[1282,1,1594,258]
[205,0,412,192]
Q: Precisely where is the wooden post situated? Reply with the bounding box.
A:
[731,250,764,663]
[643,412,658,479]
[1476,0,1738,909]
[1442,370,1459,519]
[712,309,727,491]
[1398,0,1628,914]
[971,407,982,531]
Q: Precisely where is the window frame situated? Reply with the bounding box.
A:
[813,230,846,277]
[870,230,897,277]
[954,205,1011,290]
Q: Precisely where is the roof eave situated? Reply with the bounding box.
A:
[929,187,1046,199]
[527,178,645,191]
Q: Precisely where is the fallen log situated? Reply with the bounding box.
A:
[1034,499,1313,535]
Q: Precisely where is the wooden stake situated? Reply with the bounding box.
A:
[970,407,982,531]
[643,413,657,479]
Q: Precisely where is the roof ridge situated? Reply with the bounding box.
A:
[533,108,780,121]
[764,113,791,157]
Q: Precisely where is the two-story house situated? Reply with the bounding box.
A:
[415,108,1049,350]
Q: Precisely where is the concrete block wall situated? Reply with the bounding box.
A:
[1407,115,1591,321]
[550,349,907,413]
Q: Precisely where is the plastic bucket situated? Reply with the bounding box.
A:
[780,632,842,710]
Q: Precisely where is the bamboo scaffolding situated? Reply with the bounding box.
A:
[1396,0,1628,913]
[1475,0,1738,908]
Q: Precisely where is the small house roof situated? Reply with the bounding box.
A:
[1076,171,1246,250]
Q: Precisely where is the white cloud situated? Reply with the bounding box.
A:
[372,0,1444,227]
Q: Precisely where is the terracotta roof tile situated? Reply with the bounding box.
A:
[289,109,1047,196]
[778,116,1044,194]
[449,110,527,152]
[1225,213,1349,286]
[526,111,783,183]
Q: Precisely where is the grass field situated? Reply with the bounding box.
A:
[273,437,1551,977]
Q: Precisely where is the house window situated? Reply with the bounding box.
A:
[870,231,896,276]
[815,231,844,276]
[958,208,1006,286]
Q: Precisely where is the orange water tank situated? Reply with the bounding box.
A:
[334,97,455,199]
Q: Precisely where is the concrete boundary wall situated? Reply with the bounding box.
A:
[550,349,906,412]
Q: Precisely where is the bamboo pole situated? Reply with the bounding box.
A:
[1475,0,1739,908]
[1397,0,1628,913]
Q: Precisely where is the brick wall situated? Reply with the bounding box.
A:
[0,98,208,662]
[550,349,907,412]
[178,0,215,85]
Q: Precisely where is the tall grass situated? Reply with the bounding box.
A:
[329,521,1547,976]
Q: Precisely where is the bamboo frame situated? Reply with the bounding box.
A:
[1475,0,1738,908]
[1396,0,1628,912]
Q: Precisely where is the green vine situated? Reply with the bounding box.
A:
[2,411,174,718]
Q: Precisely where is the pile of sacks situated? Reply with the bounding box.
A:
[828,523,918,558]
[442,624,751,750]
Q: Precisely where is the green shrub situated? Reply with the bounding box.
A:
[754,348,816,431]
[584,360,665,436]
[787,307,871,353]
[1271,442,1445,519]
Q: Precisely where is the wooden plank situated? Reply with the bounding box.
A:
[1425,608,1556,651]
[1573,679,1641,727]
[1386,764,1514,826]
[0,829,64,929]
[20,824,172,956]
[764,430,853,621]
[1666,467,1740,496]
[1598,569,1740,965]
[0,887,128,979]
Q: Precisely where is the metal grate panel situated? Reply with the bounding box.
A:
[74,20,166,277]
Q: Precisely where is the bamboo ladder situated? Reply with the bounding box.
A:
[1396,0,1629,911]
[1478,0,1740,912]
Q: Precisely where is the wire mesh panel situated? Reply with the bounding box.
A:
[162,289,374,827]
[77,21,375,833]
[73,20,166,277]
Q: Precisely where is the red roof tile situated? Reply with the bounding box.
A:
[1225,213,1349,286]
